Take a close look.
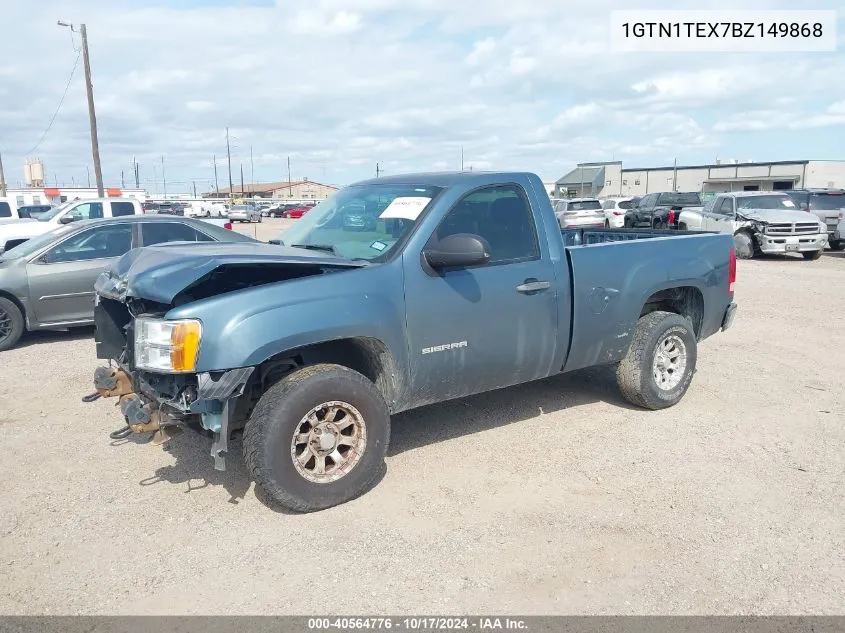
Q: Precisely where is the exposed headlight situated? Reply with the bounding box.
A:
[134,317,202,373]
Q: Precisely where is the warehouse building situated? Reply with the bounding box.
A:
[554,159,845,198]
[205,178,338,200]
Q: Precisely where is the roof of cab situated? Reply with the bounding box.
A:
[350,171,535,188]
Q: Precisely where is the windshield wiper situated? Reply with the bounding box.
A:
[290,243,341,256]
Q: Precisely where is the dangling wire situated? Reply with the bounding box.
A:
[23,32,82,157]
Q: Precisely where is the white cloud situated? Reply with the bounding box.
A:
[1,0,843,192]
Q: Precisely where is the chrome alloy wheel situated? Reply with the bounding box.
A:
[652,334,687,390]
[290,401,367,483]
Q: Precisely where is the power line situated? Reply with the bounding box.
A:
[23,48,82,157]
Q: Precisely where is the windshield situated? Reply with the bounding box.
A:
[276,183,444,261]
[37,201,73,221]
[660,192,701,206]
[0,225,75,260]
[809,193,845,210]
[736,195,797,210]
[567,200,602,211]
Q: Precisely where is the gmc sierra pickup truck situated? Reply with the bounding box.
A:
[88,171,738,512]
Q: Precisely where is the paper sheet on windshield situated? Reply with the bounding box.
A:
[379,197,431,220]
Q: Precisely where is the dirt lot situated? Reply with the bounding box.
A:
[1,218,843,615]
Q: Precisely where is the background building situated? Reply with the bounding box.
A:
[205,178,338,200]
[2,186,147,206]
[554,159,845,198]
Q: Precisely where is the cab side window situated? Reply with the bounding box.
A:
[435,184,540,264]
[111,201,136,217]
[68,202,105,221]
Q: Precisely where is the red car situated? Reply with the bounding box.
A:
[282,204,312,219]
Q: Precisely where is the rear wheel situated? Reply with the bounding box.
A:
[653,219,664,229]
[243,363,390,512]
[802,250,822,260]
[0,297,25,352]
[829,240,844,251]
[733,231,755,259]
[617,311,698,410]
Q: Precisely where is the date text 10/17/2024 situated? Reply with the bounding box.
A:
[308,618,528,630]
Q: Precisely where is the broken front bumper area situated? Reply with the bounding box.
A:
[87,364,255,471]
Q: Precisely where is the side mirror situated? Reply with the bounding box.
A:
[59,215,75,224]
[423,233,491,270]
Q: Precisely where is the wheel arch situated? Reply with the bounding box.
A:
[0,290,28,329]
[254,336,402,412]
[639,285,705,339]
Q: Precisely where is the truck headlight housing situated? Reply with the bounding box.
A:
[134,318,202,373]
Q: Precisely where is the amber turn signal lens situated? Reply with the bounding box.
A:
[170,320,202,372]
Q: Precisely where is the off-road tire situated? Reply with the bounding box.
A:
[678,222,688,231]
[243,363,390,512]
[653,220,664,230]
[802,250,822,260]
[616,310,698,410]
[733,231,755,259]
[0,297,25,352]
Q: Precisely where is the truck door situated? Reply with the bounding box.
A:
[402,182,559,406]
[708,197,736,233]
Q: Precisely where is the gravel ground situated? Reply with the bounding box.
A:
[0,218,843,615]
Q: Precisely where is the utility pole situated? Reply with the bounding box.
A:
[121,169,125,188]
[376,163,382,178]
[161,155,167,198]
[0,150,6,196]
[250,145,254,195]
[240,162,245,196]
[225,128,233,201]
[58,22,104,197]
[192,181,197,198]
[672,157,678,192]
[213,154,219,194]
[86,165,90,188]
[133,157,139,188]
[287,156,292,197]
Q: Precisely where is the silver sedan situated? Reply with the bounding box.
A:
[0,216,257,351]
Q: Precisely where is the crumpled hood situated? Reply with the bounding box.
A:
[94,241,367,304]
[739,208,819,224]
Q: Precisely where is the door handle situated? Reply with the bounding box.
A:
[516,279,551,294]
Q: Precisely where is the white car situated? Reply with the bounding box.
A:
[553,198,605,228]
[601,197,636,228]
[0,198,144,253]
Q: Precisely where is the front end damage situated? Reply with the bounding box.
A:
[89,359,254,469]
[85,242,368,470]
[737,213,828,254]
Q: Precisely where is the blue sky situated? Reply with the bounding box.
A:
[1,0,843,194]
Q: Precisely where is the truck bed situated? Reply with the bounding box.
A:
[561,227,712,246]
[558,227,733,374]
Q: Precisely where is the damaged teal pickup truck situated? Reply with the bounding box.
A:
[89,171,738,512]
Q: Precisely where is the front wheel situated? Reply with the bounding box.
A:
[802,250,822,260]
[616,310,698,410]
[830,240,844,251]
[733,232,755,259]
[243,363,390,512]
[0,297,25,352]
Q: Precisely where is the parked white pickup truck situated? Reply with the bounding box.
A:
[0,198,143,253]
[677,191,828,260]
